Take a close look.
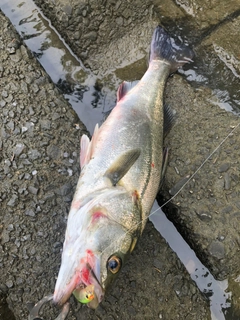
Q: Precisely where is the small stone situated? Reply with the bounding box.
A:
[116,16,123,25]
[127,306,136,316]
[218,163,230,173]
[2,91,8,98]
[7,47,16,54]
[40,119,51,130]
[52,112,60,120]
[9,50,22,62]
[0,100,6,107]
[28,149,41,160]
[47,144,61,159]
[63,5,72,15]
[22,159,32,165]
[53,242,62,249]
[208,241,225,260]
[7,224,14,231]
[67,168,73,176]
[28,186,39,195]
[73,31,81,40]
[24,173,31,180]
[7,194,18,206]
[7,120,14,131]
[224,172,231,190]
[84,31,98,41]
[58,183,72,196]
[13,143,25,156]
[5,159,11,167]
[221,206,233,214]
[25,209,35,217]
[1,230,10,244]
[5,280,13,288]
[195,210,212,222]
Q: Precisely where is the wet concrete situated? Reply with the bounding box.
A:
[0,9,212,320]
[161,75,240,282]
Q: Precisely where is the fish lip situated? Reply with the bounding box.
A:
[53,272,80,305]
[53,256,104,307]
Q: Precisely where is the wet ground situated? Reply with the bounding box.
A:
[0,0,240,319]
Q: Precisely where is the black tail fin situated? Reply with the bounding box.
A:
[150,26,194,72]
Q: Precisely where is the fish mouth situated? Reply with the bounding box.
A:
[53,257,104,309]
[73,263,105,309]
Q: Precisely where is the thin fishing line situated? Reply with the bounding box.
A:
[154,122,240,213]
[100,122,240,258]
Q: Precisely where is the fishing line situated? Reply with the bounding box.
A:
[100,122,240,258]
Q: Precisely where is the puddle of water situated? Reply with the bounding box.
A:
[180,47,240,114]
[1,0,116,135]
[0,1,237,319]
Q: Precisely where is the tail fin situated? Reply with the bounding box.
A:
[150,26,194,72]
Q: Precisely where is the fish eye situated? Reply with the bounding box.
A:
[107,255,122,274]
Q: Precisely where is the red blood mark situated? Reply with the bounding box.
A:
[81,267,90,284]
[91,211,106,223]
[132,190,139,199]
[151,162,155,168]
[132,190,139,204]
[80,250,95,285]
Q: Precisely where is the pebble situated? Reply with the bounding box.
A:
[84,31,98,41]
[28,149,41,160]
[208,241,225,260]
[7,194,18,206]
[13,143,25,156]
[224,172,231,190]
[5,280,13,288]
[218,163,230,173]
[28,186,39,195]
[196,210,212,222]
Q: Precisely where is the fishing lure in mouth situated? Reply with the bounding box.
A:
[73,284,95,304]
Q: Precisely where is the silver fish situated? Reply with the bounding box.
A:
[53,26,194,309]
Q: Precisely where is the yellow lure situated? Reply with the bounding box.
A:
[73,284,94,304]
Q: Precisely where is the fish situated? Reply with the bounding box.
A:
[53,26,194,309]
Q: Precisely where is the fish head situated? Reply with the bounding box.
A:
[53,188,141,309]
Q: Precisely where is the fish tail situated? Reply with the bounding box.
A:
[150,26,194,72]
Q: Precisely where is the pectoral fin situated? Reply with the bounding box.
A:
[104,148,141,186]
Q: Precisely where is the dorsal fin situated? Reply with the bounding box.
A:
[104,148,141,186]
[117,81,139,102]
[80,124,99,169]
